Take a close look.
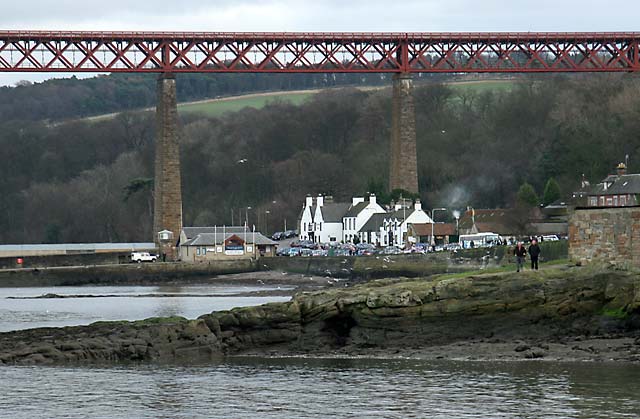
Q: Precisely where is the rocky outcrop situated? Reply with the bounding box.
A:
[1,266,639,364]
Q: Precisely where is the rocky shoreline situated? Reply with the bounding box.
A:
[1,265,639,365]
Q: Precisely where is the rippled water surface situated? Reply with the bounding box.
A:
[1,358,639,418]
[0,284,291,332]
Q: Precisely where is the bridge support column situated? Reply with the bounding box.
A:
[389,73,418,194]
[153,73,183,260]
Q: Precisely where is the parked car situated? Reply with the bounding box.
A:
[271,232,284,241]
[283,230,297,238]
[382,246,403,255]
[288,247,301,257]
[299,248,314,257]
[130,252,157,263]
[541,235,560,241]
[276,246,290,256]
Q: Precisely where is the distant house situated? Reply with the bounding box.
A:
[299,196,316,242]
[298,194,385,244]
[312,196,350,244]
[408,223,457,245]
[458,209,516,237]
[342,195,386,243]
[588,163,640,207]
[178,227,276,262]
[358,200,433,247]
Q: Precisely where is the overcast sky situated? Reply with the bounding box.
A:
[1,0,639,86]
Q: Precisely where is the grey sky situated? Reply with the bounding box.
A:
[1,0,639,85]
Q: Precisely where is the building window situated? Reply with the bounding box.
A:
[319,222,322,230]
[303,222,306,232]
[621,196,627,206]
[613,196,618,206]
[600,196,605,206]
[196,247,201,256]
[606,197,613,206]
[589,197,597,206]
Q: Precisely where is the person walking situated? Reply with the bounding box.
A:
[513,242,527,272]
[528,238,541,270]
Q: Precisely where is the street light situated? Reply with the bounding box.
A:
[245,206,252,227]
[265,210,270,234]
[431,208,447,247]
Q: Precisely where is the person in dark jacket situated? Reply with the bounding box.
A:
[528,238,541,270]
[513,242,527,272]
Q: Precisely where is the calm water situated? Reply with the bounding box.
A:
[0,284,291,332]
[1,358,639,418]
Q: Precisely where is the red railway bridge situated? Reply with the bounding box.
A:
[2,31,639,257]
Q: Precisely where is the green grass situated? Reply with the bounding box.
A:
[178,92,314,116]
[433,258,570,281]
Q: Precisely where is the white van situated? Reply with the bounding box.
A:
[459,233,501,249]
[130,252,157,263]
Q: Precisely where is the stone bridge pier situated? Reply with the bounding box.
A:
[389,73,419,194]
[153,73,183,260]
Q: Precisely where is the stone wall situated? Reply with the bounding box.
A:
[0,252,130,270]
[569,207,640,266]
[0,260,257,287]
[153,73,183,259]
[389,73,418,193]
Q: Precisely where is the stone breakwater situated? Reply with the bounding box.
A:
[1,266,639,364]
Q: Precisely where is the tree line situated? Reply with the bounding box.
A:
[1,73,639,243]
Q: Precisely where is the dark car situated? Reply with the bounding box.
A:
[271,232,284,241]
[283,230,296,238]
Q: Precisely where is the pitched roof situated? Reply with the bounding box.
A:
[182,226,248,240]
[344,202,368,217]
[458,209,517,235]
[410,223,456,236]
[359,213,388,232]
[182,232,276,246]
[318,203,350,222]
[389,208,415,220]
[592,174,640,195]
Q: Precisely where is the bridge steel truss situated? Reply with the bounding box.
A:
[0,31,639,74]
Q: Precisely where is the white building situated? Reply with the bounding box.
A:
[299,196,316,241]
[342,194,386,243]
[312,195,350,243]
[359,200,433,247]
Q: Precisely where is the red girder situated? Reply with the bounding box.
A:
[0,31,639,73]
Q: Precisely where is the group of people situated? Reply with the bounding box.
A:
[512,239,541,272]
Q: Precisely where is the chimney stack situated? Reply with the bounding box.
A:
[616,162,627,176]
[316,194,324,207]
[305,195,313,207]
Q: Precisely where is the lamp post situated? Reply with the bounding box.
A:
[431,208,447,247]
[265,210,270,234]
[245,206,252,227]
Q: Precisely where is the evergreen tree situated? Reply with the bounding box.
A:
[542,178,561,206]
[516,182,539,207]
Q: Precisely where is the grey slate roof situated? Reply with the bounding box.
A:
[318,203,350,223]
[182,226,249,240]
[594,174,640,195]
[389,208,415,220]
[182,232,276,246]
[344,202,368,218]
[359,213,388,232]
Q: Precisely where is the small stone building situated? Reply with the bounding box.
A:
[569,206,640,267]
[179,230,277,262]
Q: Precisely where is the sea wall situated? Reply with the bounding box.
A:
[0,259,257,287]
[2,265,635,365]
[0,252,130,270]
[569,207,640,267]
